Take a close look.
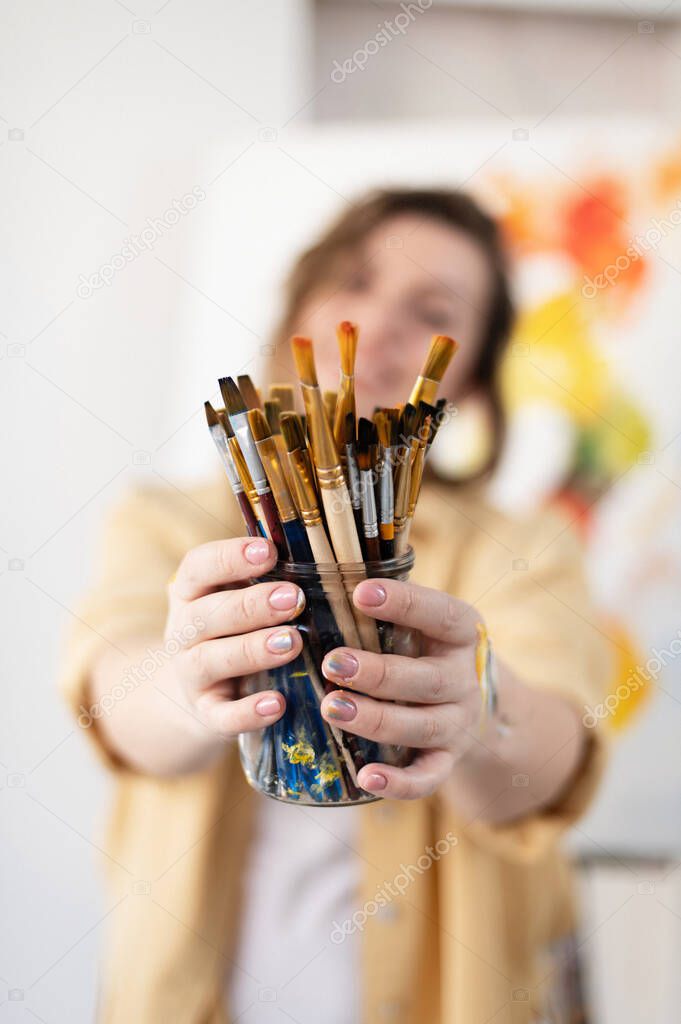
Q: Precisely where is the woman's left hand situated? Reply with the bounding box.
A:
[320,578,485,800]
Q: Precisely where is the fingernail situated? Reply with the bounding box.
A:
[256,695,282,717]
[323,651,359,681]
[356,581,387,607]
[266,629,294,654]
[245,539,271,564]
[268,584,303,612]
[324,694,357,722]
[362,772,387,791]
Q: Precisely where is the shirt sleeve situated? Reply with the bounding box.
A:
[440,505,612,864]
[57,488,183,769]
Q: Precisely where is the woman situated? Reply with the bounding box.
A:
[62,189,609,1023]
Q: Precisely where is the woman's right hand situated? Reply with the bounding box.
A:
[165,536,305,740]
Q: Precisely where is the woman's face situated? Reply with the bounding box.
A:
[294,213,494,413]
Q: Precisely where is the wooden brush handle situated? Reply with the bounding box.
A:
[306,523,361,650]
[395,521,411,556]
[259,489,288,561]
[236,492,260,538]
[319,485,381,654]
[319,482,363,563]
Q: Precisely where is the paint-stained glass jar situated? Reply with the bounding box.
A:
[239,550,418,806]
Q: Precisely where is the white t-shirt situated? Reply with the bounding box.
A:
[228,793,362,1023]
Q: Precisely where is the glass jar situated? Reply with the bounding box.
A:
[239,549,419,806]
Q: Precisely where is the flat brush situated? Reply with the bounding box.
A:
[290,335,381,654]
[393,403,420,553]
[397,405,433,555]
[204,401,260,539]
[237,374,263,411]
[290,337,363,560]
[374,409,398,560]
[247,408,314,563]
[281,414,362,650]
[356,418,381,562]
[269,383,295,413]
[219,376,288,561]
[343,413,364,554]
[332,320,358,456]
[408,334,458,407]
[224,418,269,542]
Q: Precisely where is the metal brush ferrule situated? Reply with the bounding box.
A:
[228,436,258,504]
[344,446,361,510]
[299,506,324,529]
[253,436,297,523]
[209,427,243,492]
[379,447,394,525]
[408,375,437,408]
[231,412,268,492]
[315,463,348,489]
[360,469,379,539]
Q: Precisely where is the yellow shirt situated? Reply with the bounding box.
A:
[60,477,609,1024]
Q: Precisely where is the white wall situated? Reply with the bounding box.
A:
[2,2,680,1020]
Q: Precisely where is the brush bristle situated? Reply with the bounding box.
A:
[280,413,306,452]
[290,336,318,387]
[247,407,271,442]
[429,399,448,443]
[344,411,356,446]
[217,409,234,437]
[401,403,420,442]
[386,407,399,446]
[219,377,246,416]
[264,399,281,434]
[269,384,295,412]
[336,321,358,377]
[237,374,262,411]
[204,400,219,428]
[374,410,391,449]
[420,335,458,383]
[357,417,374,450]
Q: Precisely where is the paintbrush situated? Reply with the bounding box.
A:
[265,398,296,493]
[393,403,420,553]
[223,416,270,542]
[281,414,362,650]
[396,404,433,555]
[237,374,263,411]
[356,418,381,562]
[374,409,398,560]
[290,337,363,560]
[427,398,448,454]
[219,377,288,561]
[247,408,314,563]
[343,412,364,554]
[332,320,358,455]
[408,334,458,407]
[290,336,381,653]
[269,383,295,413]
[204,401,260,539]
